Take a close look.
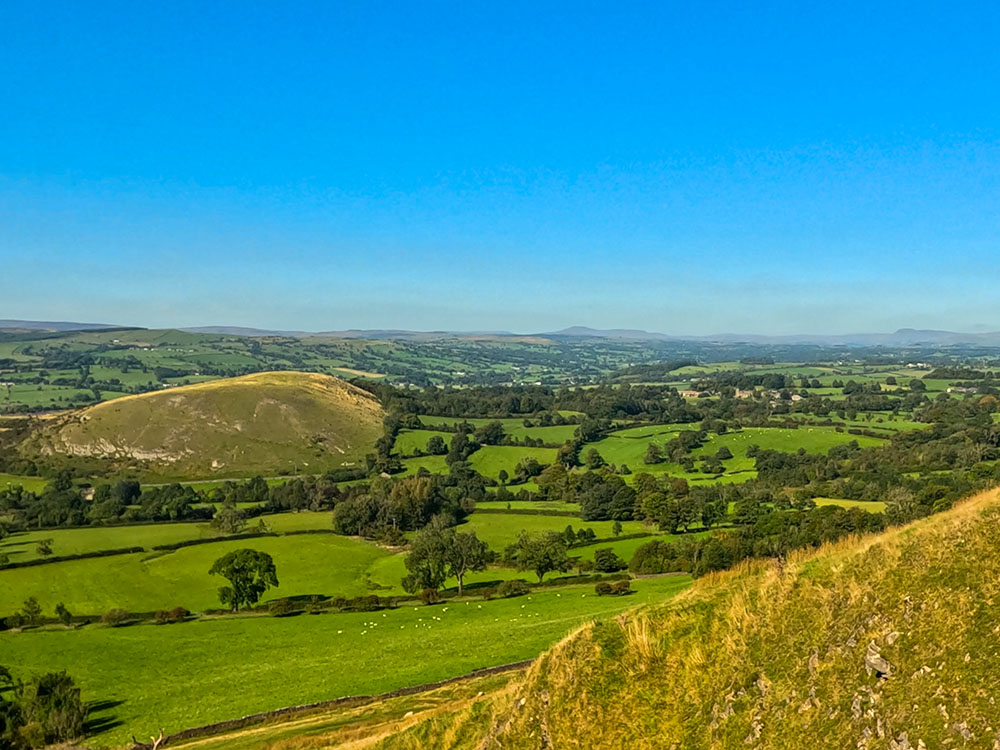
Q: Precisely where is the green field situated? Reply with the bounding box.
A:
[586,425,885,483]
[0,508,671,614]
[458,513,648,551]
[394,429,453,456]
[0,576,691,747]
[0,512,332,564]
[813,497,887,513]
[400,445,559,479]
[475,499,580,513]
[0,529,390,614]
[0,472,49,493]
[416,416,578,444]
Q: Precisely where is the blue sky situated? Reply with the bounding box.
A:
[2,1,999,334]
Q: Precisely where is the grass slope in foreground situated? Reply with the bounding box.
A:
[16,371,383,479]
[376,487,1000,749]
[0,576,690,747]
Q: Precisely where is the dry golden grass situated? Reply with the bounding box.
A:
[18,371,384,479]
[375,487,1000,749]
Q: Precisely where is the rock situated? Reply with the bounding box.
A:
[889,733,913,750]
[865,642,892,678]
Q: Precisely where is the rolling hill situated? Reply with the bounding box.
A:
[374,487,1000,749]
[17,371,384,479]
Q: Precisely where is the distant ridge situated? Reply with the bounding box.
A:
[544,326,1000,346]
[7,319,1000,346]
[0,319,128,332]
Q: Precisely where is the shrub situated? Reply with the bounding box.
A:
[611,579,632,596]
[480,586,496,600]
[55,602,72,627]
[594,581,613,596]
[154,606,190,624]
[419,588,440,605]
[101,608,130,626]
[268,598,297,617]
[497,580,530,598]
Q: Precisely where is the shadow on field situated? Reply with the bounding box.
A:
[84,699,125,734]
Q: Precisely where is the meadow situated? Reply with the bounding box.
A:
[0,504,687,615]
[0,576,692,747]
[587,425,885,483]
[400,445,559,479]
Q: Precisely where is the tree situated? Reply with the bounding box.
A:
[401,520,451,594]
[36,538,53,557]
[21,597,42,627]
[584,448,606,469]
[612,520,623,537]
[55,602,72,627]
[593,547,627,572]
[403,520,492,597]
[18,671,87,746]
[644,443,665,465]
[504,532,571,582]
[209,549,279,611]
[426,435,447,455]
[446,530,492,596]
[211,499,247,535]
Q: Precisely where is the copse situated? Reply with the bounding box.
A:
[0,666,87,748]
[503,531,571,583]
[332,471,481,538]
[402,517,493,597]
[209,549,279,611]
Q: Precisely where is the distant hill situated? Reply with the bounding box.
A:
[16,371,384,479]
[0,319,127,332]
[377,488,1000,748]
[546,325,1000,346]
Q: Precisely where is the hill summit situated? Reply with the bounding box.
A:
[19,371,384,479]
[376,488,1000,749]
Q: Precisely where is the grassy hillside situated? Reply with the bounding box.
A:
[16,371,384,479]
[375,487,1000,749]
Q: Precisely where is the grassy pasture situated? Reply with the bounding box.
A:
[475,499,579,513]
[0,529,389,614]
[813,497,887,513]
[416,416,578,444]
[394,429,452,456]
[399,445,559,480]
[467,446,558,479]
[0,576,691,747]
[458,514,648,551]
[587,425,884,483]
[0,512,333,564]
[0,472,49,493]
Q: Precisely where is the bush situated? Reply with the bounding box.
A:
[611,579,632,596]
[419,588,441,605]
[101,608,130,626]
[594,581,613,596]
[268,598,297,617]
[480,586,496,600]
[154,606,190,624]
[497,580,530,598]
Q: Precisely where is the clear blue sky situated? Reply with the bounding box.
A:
[2,1,999,334]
